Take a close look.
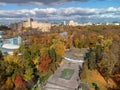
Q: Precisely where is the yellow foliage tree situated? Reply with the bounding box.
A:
[74,38,80,48]
[33,59,37,65]
[51,40,65,59]
[4,77,14,89]
[5,55,20,64]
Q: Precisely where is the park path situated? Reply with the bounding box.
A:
[42,49,90,90]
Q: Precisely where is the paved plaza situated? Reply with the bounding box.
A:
[43,49,90,90]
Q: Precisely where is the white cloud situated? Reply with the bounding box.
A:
[0,2,6,6]
[0,7,120,24]
[107,7,117,12]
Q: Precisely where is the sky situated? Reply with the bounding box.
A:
[0,0,120,24]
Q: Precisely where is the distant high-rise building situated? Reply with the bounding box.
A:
[27,18,33,28]
[63,21,66,25]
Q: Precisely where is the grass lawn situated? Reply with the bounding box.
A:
[60,69,74,80]
[81,69,108,90]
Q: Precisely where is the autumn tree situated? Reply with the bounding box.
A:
[48,48,56,62]
[38,54,52,74]
[4,77,14,89]
[23,66,34,82]
[50,40,65,62]
[95,44,103,63]
[15,74,24,89]
[0,50,3,60]
[98,50,116,80]
[103,39,112,51]
[88,50,97,70]
[74,38,80,48]
[48,48,59,73]
[66,39,72,49]
[89,33,98,48]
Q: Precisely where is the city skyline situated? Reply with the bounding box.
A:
[0,0,120,24]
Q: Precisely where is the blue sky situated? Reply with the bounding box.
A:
[0,0,120,24]
[0,0,120,10]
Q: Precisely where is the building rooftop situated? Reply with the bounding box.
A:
[2,44,19,49]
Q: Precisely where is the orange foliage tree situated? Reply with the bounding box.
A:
[15,74,24,89]
[114,74,120,81]
[38,54,52,73]
[33,37,39,44]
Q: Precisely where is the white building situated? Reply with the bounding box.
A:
[113,23,120,25]
[83,22,93,26]
[0,31,4,38]
[0,36,22,55]
[10,18,51,32]
[0,44,19,55]
[63,21,66,25]
[69,20,79,26]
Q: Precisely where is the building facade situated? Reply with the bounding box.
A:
[69,20,79,26]
[10,18,51,32]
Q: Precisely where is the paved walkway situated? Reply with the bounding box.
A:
[43,49,90,90]
[65,49,88,60]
